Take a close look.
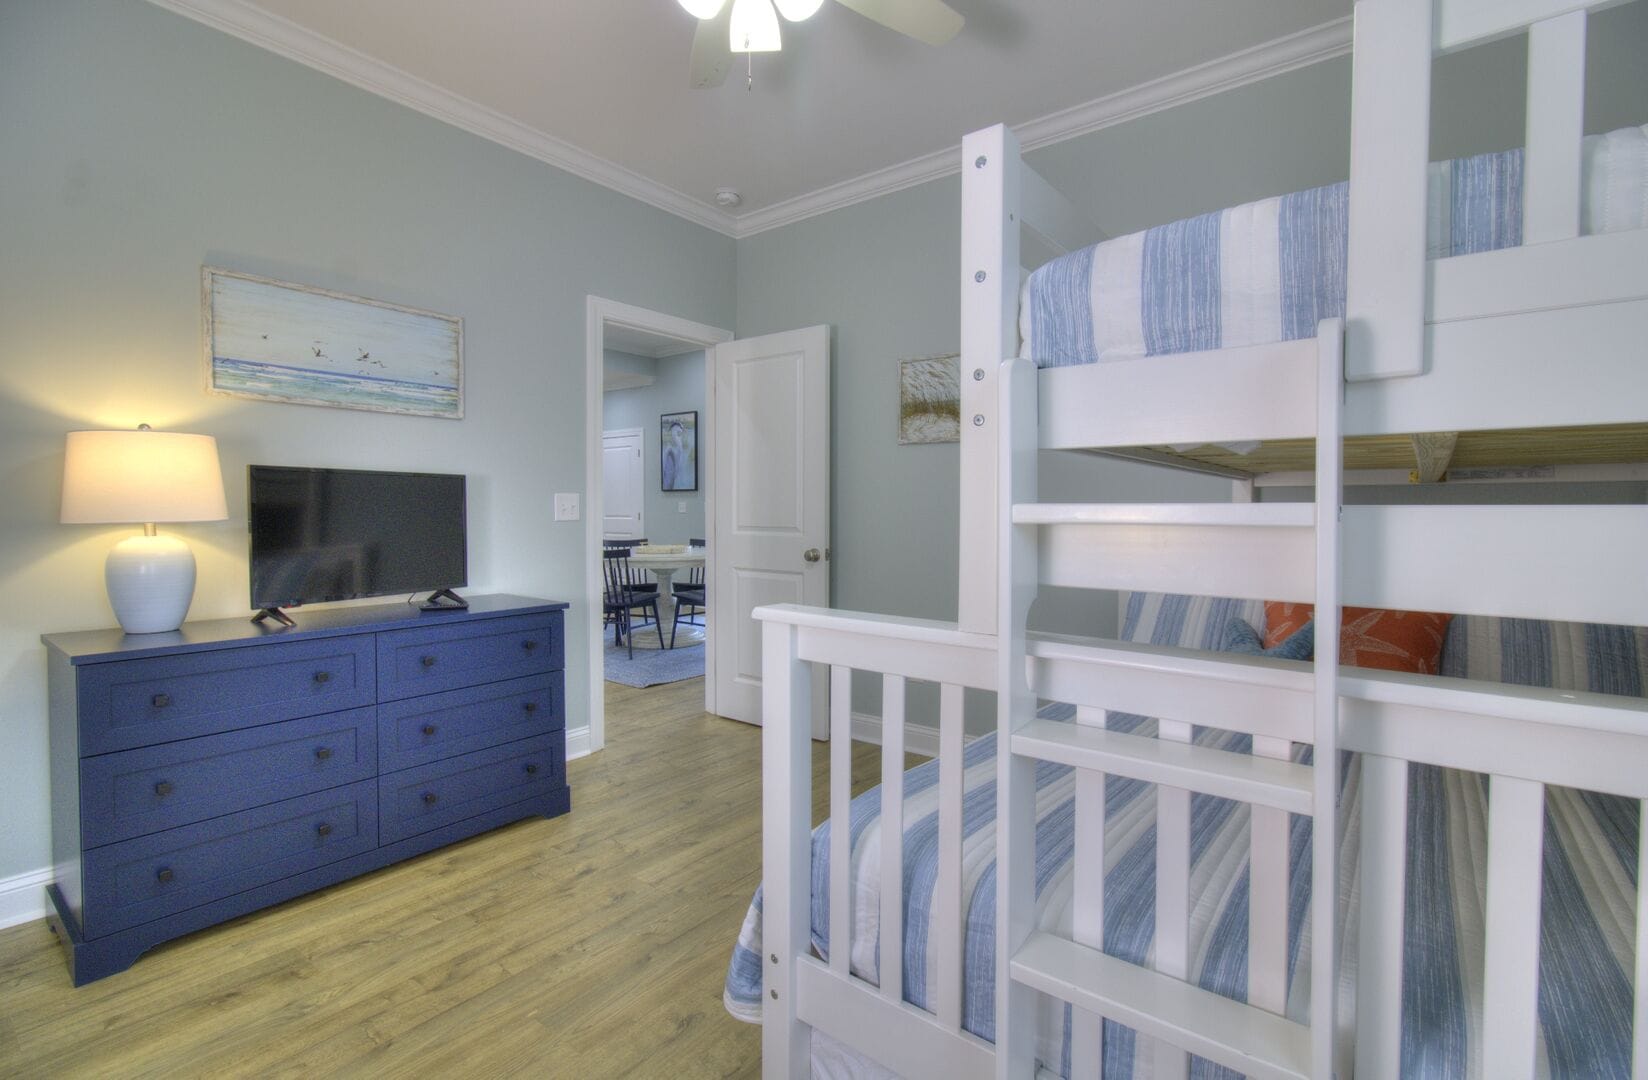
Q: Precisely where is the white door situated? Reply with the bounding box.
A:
[711,326,830,728]
[602,429,644,539]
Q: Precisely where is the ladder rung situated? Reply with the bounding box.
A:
[1011,932,1311,1080]
[1012,718,1313,814]
[1011,503,1315,528]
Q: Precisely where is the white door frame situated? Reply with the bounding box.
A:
[584,296,732,756]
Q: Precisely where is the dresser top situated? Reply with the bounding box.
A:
[43,594,569,665]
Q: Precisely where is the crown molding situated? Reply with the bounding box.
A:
[735,16,1353,237]
[146,0,1350,242]
[143,0,741,237]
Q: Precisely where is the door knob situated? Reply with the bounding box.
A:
[803,548,821,563]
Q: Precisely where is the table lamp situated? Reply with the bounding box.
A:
[60,425,229,634]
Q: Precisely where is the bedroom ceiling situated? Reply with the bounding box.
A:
[151,0,1352,235]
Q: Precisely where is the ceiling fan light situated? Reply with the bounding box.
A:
[728,0,782,52]
[677,0,728,19]
[772,0,824,20]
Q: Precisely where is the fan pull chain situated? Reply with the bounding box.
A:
[747,51,753,90]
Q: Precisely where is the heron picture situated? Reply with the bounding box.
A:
[660,411,697,492]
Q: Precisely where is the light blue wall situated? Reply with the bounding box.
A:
[601,349,708,543]
[0,0,735,885]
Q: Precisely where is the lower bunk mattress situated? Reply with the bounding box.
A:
[724,626,1645,1078]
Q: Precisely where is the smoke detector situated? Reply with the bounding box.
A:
[714,188,743,208]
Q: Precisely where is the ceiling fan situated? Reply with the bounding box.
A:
[679,0,965,89]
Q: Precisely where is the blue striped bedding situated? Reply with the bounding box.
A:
[723,600,1647,1078]
[1018,124,1648,370]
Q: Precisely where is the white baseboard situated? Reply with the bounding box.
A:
[0,867,52,930]
[850,712,940,759]
[565,724,593,762]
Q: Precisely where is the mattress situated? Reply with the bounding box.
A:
[724,601,1646,1078]
[1018,124,1648,371]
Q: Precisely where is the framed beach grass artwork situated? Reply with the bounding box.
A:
[898,353,960,444]
[203,267,463,419]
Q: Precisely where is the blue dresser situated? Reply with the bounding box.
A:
[43,594,570,985]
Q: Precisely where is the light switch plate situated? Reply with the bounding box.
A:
[554,493,580,521]
[677,501,687,513]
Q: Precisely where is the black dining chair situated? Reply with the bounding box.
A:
[603,548,665,657]
[670,539,708,649]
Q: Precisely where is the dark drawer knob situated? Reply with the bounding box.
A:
[522,639,539,651]
[314,747,333,761]
[313,671,332,685]
[524,763,539,775]
[421,724,438,737]
[151,693,171,709]
[422,791,438,805]
[156,867,174,884]
[421,655,438,668]
[522,701,538,714]
[154,780,174,797]
[316,822,333,838]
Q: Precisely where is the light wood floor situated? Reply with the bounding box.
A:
[0,677,898,1079]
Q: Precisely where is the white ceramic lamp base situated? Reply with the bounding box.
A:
[106,532,197,634]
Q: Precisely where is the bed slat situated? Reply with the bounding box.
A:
[933,682,966,1030]
[1522,12,1587,244]
[1070,706,1107,1073]
[1249,735,1291,1016]
[1339,505,1648,625]
[1028,633,1314,745]
[1482,775,1546,1080]
[829,666,852,979]
[1155,717,1193,1080]
[879,675,906,1007]
[1039,517,1316,603]
[1635,800,1647,1080]
[1354,754,1409,1080]
[1436,0,1626,52]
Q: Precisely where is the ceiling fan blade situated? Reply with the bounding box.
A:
[833,0,963,45]
[689,6,734,89]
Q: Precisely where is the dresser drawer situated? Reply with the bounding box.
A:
[379,733,562,845]
[80,780,377,938]
[378,674,562,773]
[76,638,376,755]
[377,614,561,701]
[80,708,378,848]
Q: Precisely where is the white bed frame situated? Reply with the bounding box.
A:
[755,1,1648,1077]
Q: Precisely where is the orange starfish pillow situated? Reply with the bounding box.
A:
[1264,602,1453,675]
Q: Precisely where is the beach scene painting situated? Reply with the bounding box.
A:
[898,353,960,444]
[204,267,462,419]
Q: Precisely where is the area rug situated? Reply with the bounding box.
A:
[603,638,705,688]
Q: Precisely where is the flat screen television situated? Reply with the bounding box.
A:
[248,465,467,623]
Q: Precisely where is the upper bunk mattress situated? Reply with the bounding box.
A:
[1019,124,1648,368]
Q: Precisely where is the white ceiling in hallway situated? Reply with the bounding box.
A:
[151,0,1352,234]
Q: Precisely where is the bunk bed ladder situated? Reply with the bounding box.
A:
[996,322,1345,1080]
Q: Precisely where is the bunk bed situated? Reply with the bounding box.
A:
[734,1,1648,1077]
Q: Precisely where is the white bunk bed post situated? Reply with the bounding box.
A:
[762,618,813,1078]
[1344,0,1432,381]
[1311,320,1344,1080]
[959,125,1021,637]
[996,356,1040,1079]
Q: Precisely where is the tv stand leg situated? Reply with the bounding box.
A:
[421,588,469,611]
[252,607,296,628]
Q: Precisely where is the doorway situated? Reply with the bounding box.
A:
[585,298,731,755]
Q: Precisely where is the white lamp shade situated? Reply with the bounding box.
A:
[773,0,824,20]
[61,429,228,524]
[677,0,728,17]
[729,0,782,51]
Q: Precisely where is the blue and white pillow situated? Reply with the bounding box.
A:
[1222,616,1314,660]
